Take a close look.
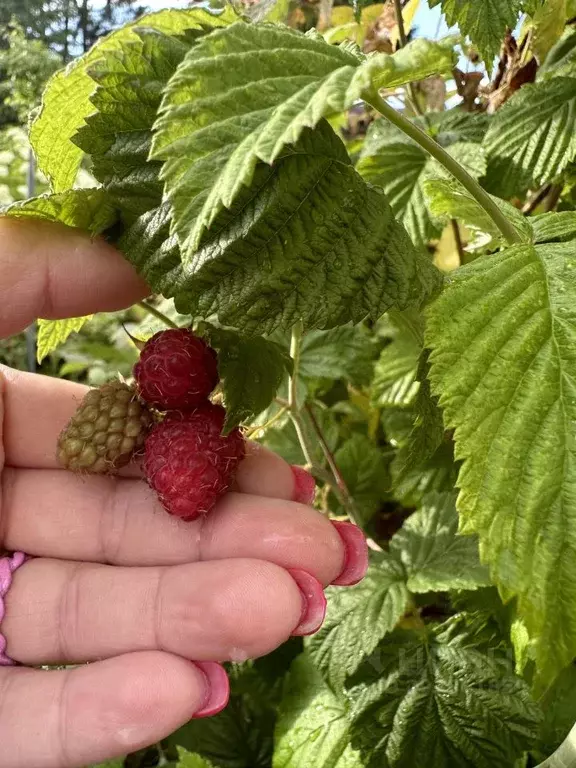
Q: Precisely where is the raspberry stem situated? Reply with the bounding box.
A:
[288,321,364,529]
[137,300,179,330]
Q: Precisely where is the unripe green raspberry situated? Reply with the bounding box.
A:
[57,381,153,473]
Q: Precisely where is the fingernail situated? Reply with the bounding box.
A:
[330,521,369,586]
[288,568,327,636]
[191,661,230,719]
[291,465,316,505]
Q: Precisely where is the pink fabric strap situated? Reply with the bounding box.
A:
[0,552,26,666]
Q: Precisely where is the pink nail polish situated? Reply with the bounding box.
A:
[191,661,230,719]
[291,465,316,505]
[330,521,369,586]
[288,568,327,636]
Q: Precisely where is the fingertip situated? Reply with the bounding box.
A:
[235,442,295,500]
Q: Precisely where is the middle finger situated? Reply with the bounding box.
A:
[2,469,345,585]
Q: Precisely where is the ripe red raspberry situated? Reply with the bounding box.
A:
[134,328,218,410]
[144,403,245,521]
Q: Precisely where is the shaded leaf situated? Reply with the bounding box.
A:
[299,325,377,385]
[203,325,292,432]
[390,491,490,592]
[349,623,541,768]
[331,434,391,522]
[274,653,363,768]
[371,335,420,408]
[358,117,487,248]
[307,554,410,691]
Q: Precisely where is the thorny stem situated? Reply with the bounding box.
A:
[137,300,179,329]
[288,322,367,526]
[392,0,424,118]
[364,91,523,246]
[304,403,364,528]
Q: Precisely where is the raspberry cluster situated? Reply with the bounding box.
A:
[134,329,244,521]
[57,328,245,522]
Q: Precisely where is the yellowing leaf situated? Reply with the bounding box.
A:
[531,0,567,63]
[36,316,92,363]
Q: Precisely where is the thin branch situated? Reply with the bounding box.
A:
[522,184,552,215]
[393,0,408,46]
[393,0,425,118]
[137,300,179,329]
[450,219,465,264]
[364,91,523,246]
[304,403,364,528]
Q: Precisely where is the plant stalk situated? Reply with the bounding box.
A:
[137,300,179,329]
[288,322,364,523]
[392,0,424,117]
[304,403,364,528]
[364,91,523,246]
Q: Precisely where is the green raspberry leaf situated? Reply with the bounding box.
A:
[152,23,455,256]
[349,623,541,768]
[37,317,93,364]
[274,653,363,768]
[0,188,117,234]
[176,750,216,768]
[134,122,442,335]
[531,663,576,762]
[483,77,576,192]
[428,0,522,69]
[426,241,576,684]
[532,211,576,243]
[357,117,486,248]
[330,434,391,523]
[393,351,446,479]
[202,325,293,433]
[72,28,194,220]
[390,491,491,593]
[29,7,236,192]
[423,177,532,247]
[371,334,420,409]
[307,554,410,691]
[299,325,378,385]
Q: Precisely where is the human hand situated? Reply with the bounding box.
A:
[0,219,368,768]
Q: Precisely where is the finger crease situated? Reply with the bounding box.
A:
[152,566,169,651]
[57,563,84,663]
[98,480,128,565]
[57,671,75,768]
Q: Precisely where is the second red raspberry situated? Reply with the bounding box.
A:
[144,403,245,520]
[134,328,218,410]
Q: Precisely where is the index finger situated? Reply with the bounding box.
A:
[0,218,148,337]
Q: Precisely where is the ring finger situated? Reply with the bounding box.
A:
[2,557,326,665]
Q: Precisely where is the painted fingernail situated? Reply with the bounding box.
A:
[291,465,316,505]
[191,661,230,719]
[330,521,369,586]
[288,568,327,636]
